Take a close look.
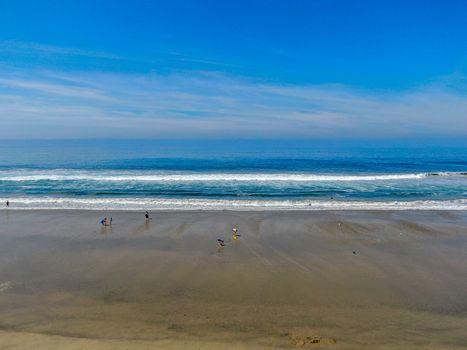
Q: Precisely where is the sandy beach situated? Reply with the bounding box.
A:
[0,209,466,349]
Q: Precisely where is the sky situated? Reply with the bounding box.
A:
[0,0,466,140]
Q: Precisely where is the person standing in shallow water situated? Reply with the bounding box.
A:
[6,200,9,207]
[145,211,151,221]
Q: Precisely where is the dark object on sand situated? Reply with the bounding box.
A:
[289,335,336,346]
[353,251,357,255]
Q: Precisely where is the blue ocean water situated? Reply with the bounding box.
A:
[0,139,466,210]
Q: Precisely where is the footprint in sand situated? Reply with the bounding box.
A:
[0,281,12,293]
[289,334,336,347]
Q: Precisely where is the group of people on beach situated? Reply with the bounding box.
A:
[97,209,238,250]
[6,202,237,248]
[217,227,241,249]
[100,211,151,226]
[100,217,113,226]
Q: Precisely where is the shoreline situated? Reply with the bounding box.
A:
[2,209,467,218]
[2,208,467,212]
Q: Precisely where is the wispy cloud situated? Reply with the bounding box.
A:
[0,40,244,72]
[0,69,466,139]
[0,40,121,60]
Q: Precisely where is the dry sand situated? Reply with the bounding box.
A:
[0,210,466,349]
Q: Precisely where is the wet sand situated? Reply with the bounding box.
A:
[0,210,466,349]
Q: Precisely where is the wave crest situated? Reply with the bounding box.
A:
[0,171,441,182]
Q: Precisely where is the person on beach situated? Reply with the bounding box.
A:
[6,200,9,207]
[217,239,225,250]
[145,211,151,221]
[232,227,240,240]
[101,217,111,226]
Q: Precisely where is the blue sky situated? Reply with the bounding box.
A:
[0,0,466,139]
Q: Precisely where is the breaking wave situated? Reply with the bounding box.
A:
[2,170,464,182]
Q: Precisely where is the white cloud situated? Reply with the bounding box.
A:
[0,69,466,139]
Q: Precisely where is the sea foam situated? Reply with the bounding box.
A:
[0,170,440,182]
[1,197,466,210]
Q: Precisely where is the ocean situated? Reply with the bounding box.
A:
[1,139,466,210]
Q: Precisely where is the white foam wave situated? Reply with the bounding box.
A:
[1,197,466,210]
[0,171,430,182]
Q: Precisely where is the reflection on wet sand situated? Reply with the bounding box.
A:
[0,210,466,349]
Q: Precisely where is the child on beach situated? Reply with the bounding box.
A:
[100,217,112,226]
